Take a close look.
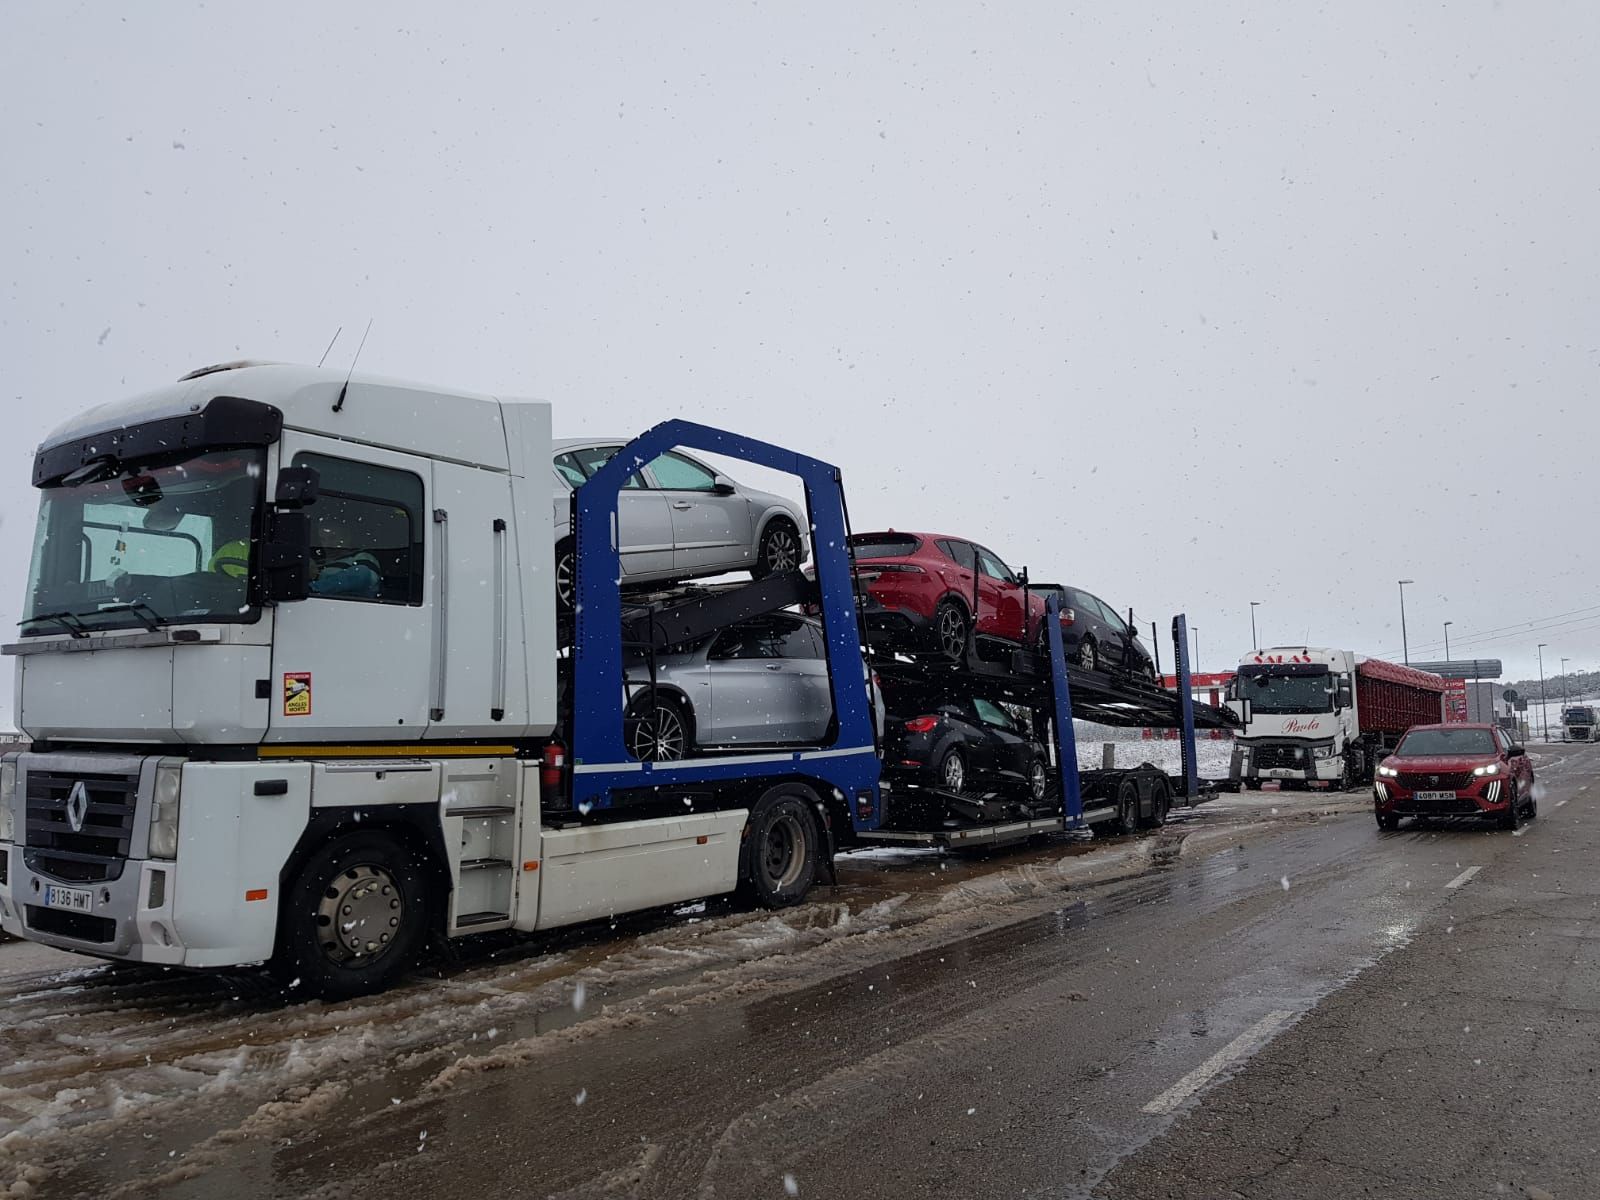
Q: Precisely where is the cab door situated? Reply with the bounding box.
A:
[266,434,437,742]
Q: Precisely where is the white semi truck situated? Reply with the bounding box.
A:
[1228,648,1446,789]
[0,362,1230,998]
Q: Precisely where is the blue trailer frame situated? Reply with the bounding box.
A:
[566,421,883,828]
[564,419,1218,846]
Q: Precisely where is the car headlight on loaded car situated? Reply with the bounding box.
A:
[1472,763,1501,777]
[1376,764,1399,778]
[0,760,15,844]
[148,763,182,860]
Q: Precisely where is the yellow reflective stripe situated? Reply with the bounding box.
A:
[258,743,518,759]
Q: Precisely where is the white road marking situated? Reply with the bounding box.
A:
[1556,799,1569,808]
[1512,827,1529,837]
[1446,865,1482,889]
[1142,1009,1295,1115]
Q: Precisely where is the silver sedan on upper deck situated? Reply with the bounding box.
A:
[551,439,809,609]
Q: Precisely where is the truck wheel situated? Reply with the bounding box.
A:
[1147,779,1171,828]
[1112,779,1139,836]
[740,784,821,907]
[272,831,431,1000]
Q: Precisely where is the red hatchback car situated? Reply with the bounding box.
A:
[845,531,1048,660]
[1373,723,1536,831]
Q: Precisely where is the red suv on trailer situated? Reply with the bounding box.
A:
[846,531,1048,660]
[1373,723,1536,831]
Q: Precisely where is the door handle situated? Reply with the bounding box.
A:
[672,501,694,510]
[764,664,783,671]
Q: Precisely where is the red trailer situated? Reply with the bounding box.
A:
[1356,658,1446,739]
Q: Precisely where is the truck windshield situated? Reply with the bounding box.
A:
[1241,671,1334,713]
[21,447,264,636]
[1564,708,1591,722]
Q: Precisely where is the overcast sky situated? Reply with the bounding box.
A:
[2,3,1598,727]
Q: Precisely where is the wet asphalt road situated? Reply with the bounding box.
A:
[3,747,1593,1198]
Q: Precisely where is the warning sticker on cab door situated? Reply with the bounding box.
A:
[283,673,312,717]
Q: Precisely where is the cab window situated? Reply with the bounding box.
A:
[293,453,424,605]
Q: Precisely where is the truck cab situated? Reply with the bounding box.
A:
[1229,648,1358,789]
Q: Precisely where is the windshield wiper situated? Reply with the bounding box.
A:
[19,610,90,639]
[95,601,162,633]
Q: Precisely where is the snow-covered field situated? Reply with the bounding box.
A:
[1072,720,1234,778]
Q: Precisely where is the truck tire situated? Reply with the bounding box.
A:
[1110,779,1139,836]
[272,831,432,1000]
[1147,778,1171,828]
[740,784,821,907]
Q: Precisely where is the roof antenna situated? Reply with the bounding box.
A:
[316,325,343,368]
[331,318,373,413]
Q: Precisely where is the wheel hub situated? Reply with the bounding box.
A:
[766,529,799,572]
[317,864,404,964]
[761,812,808,891]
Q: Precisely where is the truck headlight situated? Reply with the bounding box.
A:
[1472,763,1501,777]
[1311,745,1336,760]
[148,763,182,860]
[0,761,15,843]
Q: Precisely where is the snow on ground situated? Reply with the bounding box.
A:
[1072,720,1234,779]
[0,801,1297,1196]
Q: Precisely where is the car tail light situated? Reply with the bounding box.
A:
[1059,607,1076,625]
[904,716,939,733]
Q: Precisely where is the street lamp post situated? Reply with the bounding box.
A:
[1250,601,1260,651]
[1398,580,1414,665]
[1561,658,1570,733]
[1538,643,1548,741]
[1443,621,1452,662]
[1192,626,1200,673]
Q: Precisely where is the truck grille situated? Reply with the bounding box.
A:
[23,769,139,883]
[1253,745,1306,770]
[1397,771,1474,792]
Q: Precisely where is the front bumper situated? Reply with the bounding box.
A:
[1231,740,1344,784]
[1373,775,1512,817]
[0,845,184,964]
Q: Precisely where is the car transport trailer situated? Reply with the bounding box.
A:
[861,612,1240,849]
[0,363,1237,997]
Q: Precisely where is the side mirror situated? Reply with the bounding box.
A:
[275,465,320,508]
[710,474,737,497]
[262,509,313,603]
[1336,684,1352,711]
[1507,745,1526,758]
[1227,698,1253,725]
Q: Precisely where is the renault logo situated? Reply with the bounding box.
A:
[65,781,90,834]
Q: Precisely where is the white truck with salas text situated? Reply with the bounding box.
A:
[1229,647,1445,790]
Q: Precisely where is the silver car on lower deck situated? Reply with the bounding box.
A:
[621,613,883,760]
